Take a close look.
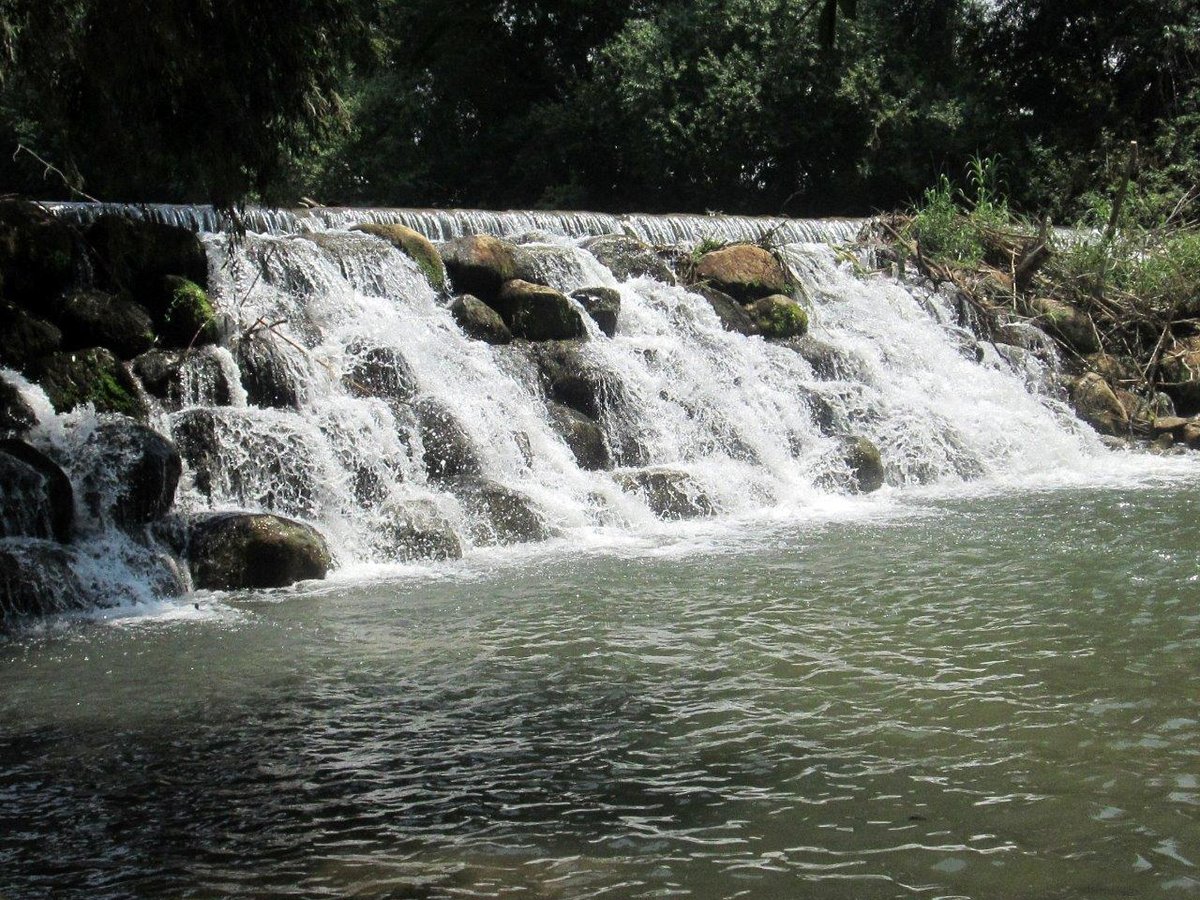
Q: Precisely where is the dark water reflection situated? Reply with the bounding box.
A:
[2,483,1199,898]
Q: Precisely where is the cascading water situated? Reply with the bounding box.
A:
[9,206,1107,613]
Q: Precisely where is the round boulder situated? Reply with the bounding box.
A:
[0,440,74,541]
[415,398,484,480]
[1071,372,1130,436]
[747,295,809,339]
[842,436,885,494]
[495,279,588,341]
[571,287,621,337]
[694,244,787,301]
[450,294,512,345]
[32,347,148,418]
[78,420,182,527]
[548,402,611,470]
[0,540,87,629]
[581,234,675,284]
[344,341,417,402]
[187,512,332,590]
[352,223,446,291]
[449,477,549,545]
[439,235,521,300]
[55,290,156,359]
[615,468,716,520]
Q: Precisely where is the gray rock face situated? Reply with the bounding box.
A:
[415,398,484,480]
[581,235,675,284]
[344,341,417,402]
[449,477,549,545]
[571,287,621,337]
[548,402,611,470]
[0,540,87,629]
[187,512,331,590]
[527,341,606,420]
[77,420,182,527]
[383,499,463,561]
[778,335,864,381]
[450,295,512,344]
[694,285,760,337]
[0,440,74,541]
[615,468,716,520]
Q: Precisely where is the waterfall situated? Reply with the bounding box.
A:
[6,205,1109,615]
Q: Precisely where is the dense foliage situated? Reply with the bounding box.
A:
[1,0,1197,220]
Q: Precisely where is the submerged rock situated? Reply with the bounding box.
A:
[571,287,621,337]
[581,234,675,284]
[694,244,787,301]
[415,398,484,480]
[187,512,331,590]
[133,347,237,411]
[527,341,607,420]
[383,499,462,561]
[548,401,611,470]
[781,334,860,380]
[0,540,87,629]
[352,223,446,290]
[841,436,885,493]
[747,294,808,339]
[1071,372,1129,436]
[695,285,760,337]
[77,420,181,527]
[32,348,148,418]
[449,477,549,545]
[450,294,512,344]
[494,279,588,341]
[615,468,716,520]
[439,234,521,299]
[344,341,417,402]
[0,440,74,541]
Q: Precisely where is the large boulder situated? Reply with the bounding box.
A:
[747,295,809,339]
[494,279,588,341]
[0,378,37,437]
[615,468,716,520]
[76,420,181,527]
[548,402,611,470]
[439,235,521,299]
[841,436,885,493]
[383,499,463,561]
[54,290,156,359]
[85,214,208,297]
[0,440,74,541]
[352,223,446,290]
[512,243,587,288]
[0,540,87,629]
[235,335,307,409]
[32,348,148,418]
[0,199,84,307]
[694,285,760,337]
[0,299,63,372]
[132,347,237,411]
[581,234,675,284]
[449,477,549,545]
[187,513,331,590]
[450,294,512,344]
[527,341,606,419]
[415,398,484,480]
[344,341,417,402]
[1026,297,1099,355]
[571,287,621,337]
[1071,372,1130,435]
[694,244,787,301]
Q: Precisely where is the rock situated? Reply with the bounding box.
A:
[694,285,760,336]
[694,244,787,301]
[527,341,605,419]
[512,243,586,288]
[32,348,148,418]
[581,234,675,283]
[415,398,483,480]
[159,276,219,347]
[842,436,885,493]
[1159,338,1200,415]
[439,235,521,299]
[450,294,512,344]
[86,214,208,297]
[187,512,331,590]
[383,499,462,561]
[0,300,63,372]
[132,347,236,410]
[0,199,83,306]
[1085,352,1139,386]
[1027,297,1099,354]
[235,335,306,409]
[449,477,549,544]
[548,402,611,470]
[0,540,87,628]
[344,341,417,402]
[0,378,37,436]
[1150,416,1190,437]
[1115,389,1156,433]
[171,408,321,518]
[615,468,716,520]
[77,420,181,527]
[1071,372,1129,436]
[494,279,588,341]
[1181,423,1200,450]
[54,290,156,359]
[0,440,74,541]
[571,287,621,337]
[781,334,858,380]
[993,320,1058,359]
[747,294,809,339]
[352,223,446,290]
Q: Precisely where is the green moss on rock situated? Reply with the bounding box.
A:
[351,223,446,290]
[161,276,218,347]
[32,348,148,419]
[748,294,809,338]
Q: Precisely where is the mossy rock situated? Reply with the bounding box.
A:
[438,235,521,300]
[1071,372,1130,436]
[450,294,512,344]
[86,214,208,297]
[695,285,760,336]
[842,436,885,493]
[615,468,716,520]
[571,287,621,337]
[187,512,331,590]
[160,276,218,348]
[494,279,588,341]
[580,234,676,284]
[351,223,446,291]
[0,199,84,307]
[748,294,809,339]
[32,347,148,418]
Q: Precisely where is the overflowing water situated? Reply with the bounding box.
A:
[4,207,1199,897]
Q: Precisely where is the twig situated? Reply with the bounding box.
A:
[12,144,103,203]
